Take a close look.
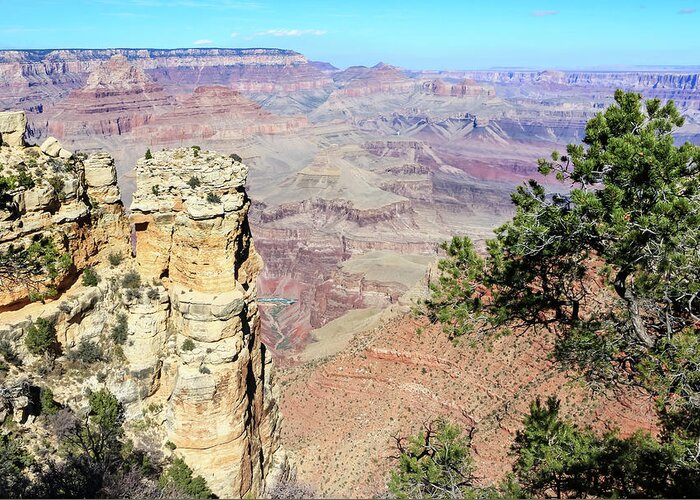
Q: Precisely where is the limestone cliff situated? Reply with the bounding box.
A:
[0,112,283,498]
[130,147,283,497]
[0,114,128,309]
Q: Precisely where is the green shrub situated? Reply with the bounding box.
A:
[48,175,65,197]
[81,267,100,287]
[389,419,476,499]
[15,165,34,189]
[198,365,211,374]
[24,318,57,357]
[111,314,128,345]
[39,387,58,416]
[147,288,159,300]
[187,176,201,189]
[181,339,195,352]
[108,252,122,267]
[159,458,213,498]
[0,340,21,366]
[206,193,221,204]
[192,146,200,158]
[230,153,242,163]
[121,271,141,289]
[144,148,153,160]
[165,440,177,450]
[124,288,142,301]
[151,185,160,196]
[68,339,103,364]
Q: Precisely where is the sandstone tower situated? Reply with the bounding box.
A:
[130,148,283,497]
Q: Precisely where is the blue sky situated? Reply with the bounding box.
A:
[1,0,698,69]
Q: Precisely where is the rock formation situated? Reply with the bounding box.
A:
[130,148,283,496]
[0,113,282,498]
[0,115,128,309]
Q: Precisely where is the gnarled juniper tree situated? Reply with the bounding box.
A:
[425,90,700,492]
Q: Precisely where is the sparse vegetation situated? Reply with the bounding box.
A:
[121,270,141,289]
[81,267,100,287]
[0,238,72,296]
[25,318,57,357]
[187,176,201,189]
[206,193,221,204]
[68,339,104,364]
[39,387,59,416]
[124,288,142,301]
[159,458,214,499]
[47,175,65,197]
[0,340,21,366]
[181,339,195,352]
[108,252,123,267]
[111,314,128,345]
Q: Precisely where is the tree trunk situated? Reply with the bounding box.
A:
[614,268,654,348]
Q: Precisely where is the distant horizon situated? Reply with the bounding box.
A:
[3,1,699,70]
[2,46,700,74]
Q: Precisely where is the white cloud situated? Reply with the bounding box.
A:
[97,0,261,9]
[193,39,213,45]
[532,10,559,17]
[230,32,240,37]
[678,7,696,14]
[254,29,326,37]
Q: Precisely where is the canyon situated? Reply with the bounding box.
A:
[2,48,699,496]
[3,50,699,360]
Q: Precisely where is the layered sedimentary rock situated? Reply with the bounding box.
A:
[48,55,174,138]
[421,78,496,97]
[0,116,282,498]
[0,112,128,308]
[143,85,307,142]
[42,55,307,148]
[130,148,282,497]
[334,63,416,96]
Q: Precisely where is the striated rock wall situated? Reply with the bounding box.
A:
[0,112,129,308]
[0,116,283,498]
[130,147,283,497]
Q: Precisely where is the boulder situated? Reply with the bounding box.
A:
[0,111,27,147]
[84,153,117,187]
[40,136,63,157]
[24,185,56,212]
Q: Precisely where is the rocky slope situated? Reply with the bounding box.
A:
[0,112,128,309]
[280,309,658,497]
[0,112,283,498]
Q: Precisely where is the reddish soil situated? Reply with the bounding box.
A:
[279,315,657,498]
